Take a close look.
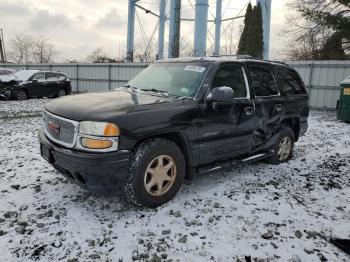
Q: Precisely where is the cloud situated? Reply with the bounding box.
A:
[29,9,71,31]
[96,9,124,29]
[0,1,29,17]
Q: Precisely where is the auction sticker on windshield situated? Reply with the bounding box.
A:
[184,65,206,73]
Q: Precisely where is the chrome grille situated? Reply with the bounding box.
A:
[43,110,78,148]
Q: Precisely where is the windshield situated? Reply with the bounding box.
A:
[127,62,210,97]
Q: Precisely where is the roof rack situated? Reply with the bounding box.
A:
[268,60,288,65]
[209,54,253,59]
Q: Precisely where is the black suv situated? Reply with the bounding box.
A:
[2,70,71,100]
[38,57,309,207]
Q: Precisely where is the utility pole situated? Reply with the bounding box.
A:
[168,0,181,58]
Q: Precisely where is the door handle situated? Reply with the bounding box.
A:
[244,106,255,116]
[274,104,283,113]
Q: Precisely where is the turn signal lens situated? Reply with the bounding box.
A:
[104,123,120,136]
[81,138,112,149]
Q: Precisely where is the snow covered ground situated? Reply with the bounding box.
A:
[0,99,349,262]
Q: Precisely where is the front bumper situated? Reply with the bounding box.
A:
[38,127,131,193]
[0,89,11,100]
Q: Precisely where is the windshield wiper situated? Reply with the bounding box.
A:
[141,88,168,97]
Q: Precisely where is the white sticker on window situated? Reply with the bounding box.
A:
[184,65,206,73]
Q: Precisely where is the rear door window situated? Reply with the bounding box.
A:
[249,65,278,97]
[275,67,306,95]
[46,72,58,81]
[31,73,45,81]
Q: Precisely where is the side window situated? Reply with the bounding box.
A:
[250,66,278,96]
[275,67,306,95]
[212,66,247,98]
[46,72,57,81]
[32,73,45,81]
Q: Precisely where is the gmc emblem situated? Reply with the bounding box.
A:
[48,121,60,134]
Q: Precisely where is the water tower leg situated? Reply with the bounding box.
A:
[158,0,166,60]
[126,0,137,62]
[213,0,222,56]
[194,0,209,57]
[168,0,181,58]
[257,0,272,59]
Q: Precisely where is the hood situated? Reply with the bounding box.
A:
[45,90,182,121]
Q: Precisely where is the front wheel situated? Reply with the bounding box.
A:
[14,90,28,100]
[124,138,185,208]
[266,126,295,164]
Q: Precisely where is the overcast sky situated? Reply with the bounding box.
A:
[0,0,292,62]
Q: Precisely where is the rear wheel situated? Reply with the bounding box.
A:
[57,88,66,97]
[124,138,185,208]
[266,126,295,164]
[14,90,27,100]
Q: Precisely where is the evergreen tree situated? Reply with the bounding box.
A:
[237,3,264,59]
[320,32,348,60]
[237,3,253,56]
[285,0,350,60]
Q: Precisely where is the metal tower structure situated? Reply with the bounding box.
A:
[126,0,272,61]
[257,0,272,60]
[0,29,6,63]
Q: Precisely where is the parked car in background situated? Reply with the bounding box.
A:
[0,68,19,100]
[2,70,72,100]
[0,68,17,82]
[39,57,309,208]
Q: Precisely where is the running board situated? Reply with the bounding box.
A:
[197,151,274,175]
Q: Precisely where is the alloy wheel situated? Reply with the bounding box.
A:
[277,136,292,161]
[144,155,177,197]
[58,89,66,97]
[17,91,27,100]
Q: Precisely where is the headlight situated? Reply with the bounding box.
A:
[79,121,120,137]
[77,121,120,152]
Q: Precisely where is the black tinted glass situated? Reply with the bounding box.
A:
[250,66,278,96]
[213,66,247,98]
[46,72,57,79]
[275,67,305,95]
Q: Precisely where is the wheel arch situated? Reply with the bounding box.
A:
[280,117,300,141]
[133,132,196,180]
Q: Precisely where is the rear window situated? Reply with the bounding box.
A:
[275,67,306,95]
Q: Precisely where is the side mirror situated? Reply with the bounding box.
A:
[32,79,38,83]
[207,86,234,104]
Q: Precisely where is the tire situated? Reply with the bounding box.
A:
[124,138,185,208]
[14,90,28,100]
[265,126,295,165]
[57,88,66,97]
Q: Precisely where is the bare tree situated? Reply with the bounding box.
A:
[32,36,58,63]
[282,0,349,60]
[8,35,33,63]
[85,48,121,63]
